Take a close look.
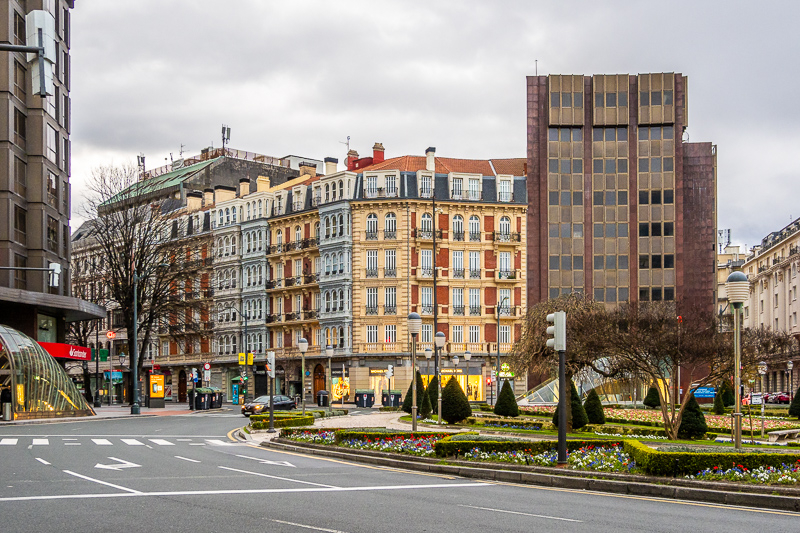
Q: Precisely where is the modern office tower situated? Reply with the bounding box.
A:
[526,73,717,313]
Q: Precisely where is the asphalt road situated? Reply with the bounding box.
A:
[1,412,798,533]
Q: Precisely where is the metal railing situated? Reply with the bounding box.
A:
[419,268,433,277]
[365,306,379,316]
[452,231,465,242]
[384,267,397,278]
[421,305,434,315]
[497,270,518,280]
[469,268,482,279]
[384,230,397,240]
[469,305,482,315]
[383,305,397,315]
[366,268,379,278]
[365,231,379,241]
[452,269,465,279]
[452,306,465,316]
[469,232,482,242]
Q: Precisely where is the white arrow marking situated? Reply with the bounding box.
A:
[234,454,295,467]
[94,457,141,471]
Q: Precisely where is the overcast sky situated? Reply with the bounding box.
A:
[70,1,800,250]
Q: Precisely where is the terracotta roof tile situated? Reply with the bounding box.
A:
[490,158,527,176]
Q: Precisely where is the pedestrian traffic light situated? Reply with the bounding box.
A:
[267,351,275,378]
[546,311,566,351]
[386,365,394,378]
[486,376,492,386]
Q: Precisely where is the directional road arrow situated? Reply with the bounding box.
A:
[95,457,141,471]
[235,454,295,468]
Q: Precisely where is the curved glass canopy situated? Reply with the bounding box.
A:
[0,325,94,420]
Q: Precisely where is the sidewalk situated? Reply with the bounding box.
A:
[0,401,235,425]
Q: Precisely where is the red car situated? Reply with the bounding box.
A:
[773,392,792,404]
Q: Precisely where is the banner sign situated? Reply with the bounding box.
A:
[150,375,165,399]
[39,342,90,361]
[693,387,715,398]
[103,371,123,383]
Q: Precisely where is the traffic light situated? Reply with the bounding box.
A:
[546,311,566,351]
[191,368,198,382]
[386,365,394,378]
[267,351,275,378]
[486,376,492,386]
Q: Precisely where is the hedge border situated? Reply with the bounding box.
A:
[334,429,453,445]
[433,436,614,458]
[250,415,314,430]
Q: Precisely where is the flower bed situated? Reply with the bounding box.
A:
[462,443,636,473]
[338,435,440,456]
[686,464,800,484]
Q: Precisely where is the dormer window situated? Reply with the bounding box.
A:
[451,177,463,199]
[386,174,397,196]
[420,175,432,198]
[498,180,512,202]
[366,175,378,198]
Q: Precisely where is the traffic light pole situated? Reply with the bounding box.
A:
[557,349,567,465]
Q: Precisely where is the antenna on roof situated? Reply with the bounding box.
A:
[535,59,538,76]
[137,153,145,180]
[221,124,231,154]
[180,144,186,157]
[169,152,174,164]
[339,135,351,153]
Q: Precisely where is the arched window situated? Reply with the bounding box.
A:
[225,208,230,224]
[499,216,511,235]
[366,213,378,233]
[325,292,331,312]
[338,214,344,235]
[384,213,396,233]
[452,215,464,234]
[276,230,283,245]
[224,236,231,256]
[421,213,433,231]
[295,226,302,242]
[217,211,223,226]
[325,184,330,202]
[468,215,480,236]
[314,222,320,240]
[325,217,331,239]
[246,203,251,220]
[232,207,237,224]
[332,291,339,311]
[339,327,345,347]
[231,236,236,255]
[338,289,344,310]
[325,255,332,275]
[258,199,263,217]
[338,180,344,199]
[331,182,337,200]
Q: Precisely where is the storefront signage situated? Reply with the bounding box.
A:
[103,371,123,383]
[440,368,465,375]
[498,362,515,379]
[38,342,90,361]
[369,368,388,375]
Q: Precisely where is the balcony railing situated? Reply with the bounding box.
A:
[452,268,465,279]
[450,189,463,200]
[285,275,302,287]
[285,312,300,321]
[498,192,513,202]
[469,232,482,242]
[365,306,379,316]
[467,190,482,201]
[419,188,433,199]
[302,237,318,249]
[266,279,283,289]
[292,201,304,212]
[452,306,465,316]
[452,231,465,242]
[497,269,518,280]
[420,305,433,315]
[312,195,322,207]
[492,231,521,242]
[365,231,379,241]
[414,229,442,239]
[366,268,379,278]
[266,314,282,324]
[383,305,397,315]
[469,268,482,279]
[469,305,481,316]
[304,309,319,320]
[419,267,433,277]
[304,273,319,284]
[384,230,397,240]
[268,244,283,255]
[384,267,397,278]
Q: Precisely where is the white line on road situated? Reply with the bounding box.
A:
[206,439,235,446]
[271,519,349,533]
[35,458,50,465]
[175,456,201,463]
[65,443,80,446]
[148,439,174,446]
[458,504,582,523]
[121,439,145,446]
[0,481,488,502]
[91,439,113,446]
[32,439,48,446]
[0,438,18,445]
[62,470,142,494]
[219,466,337,488]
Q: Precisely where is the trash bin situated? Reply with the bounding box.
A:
[317,390,329,407]
[188,389,195,410]
[209,387,224,408]
[2,402,11,421]
[194,387,212,410]
[386,390,401,407]
[355,389,372,408]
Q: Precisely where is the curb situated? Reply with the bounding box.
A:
[262,438,800,513]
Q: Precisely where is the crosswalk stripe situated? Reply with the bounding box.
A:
[149,439,174,446]
[91,439,113,446]
[121,439,145,446]
[32,438,48,446]
[0,438,18,445]
[206,439,235,446]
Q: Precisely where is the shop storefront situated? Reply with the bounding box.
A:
[423,366,485,402]
[331,366,350,403]
[369,368,391,402]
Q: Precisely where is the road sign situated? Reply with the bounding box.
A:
[693,387,715,398]
[106,330,116,339]
[751,393,763,405]
[203,362,211,371]
[203,370,211,382]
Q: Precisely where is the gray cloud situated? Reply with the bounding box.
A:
[70,0,800,247]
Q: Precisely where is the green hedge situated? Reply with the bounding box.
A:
[467,417,551,431]
[334,429,452,444]
[622,439,800,476]
[583,424,670,437]
[433,436,614,457]
[250,415,314,430]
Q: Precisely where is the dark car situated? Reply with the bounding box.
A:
[241,395,296,416]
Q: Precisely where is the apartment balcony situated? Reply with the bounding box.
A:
[384,230,397,240]
[469,232,482,242]
[285,312,301,322]
[420,305,433,315]
[312,195,322,207]
[304,309,319,320]
[452,306,465,316]
[413,229,443,240]
[452,231,465,242]
[452,268,465,279]
[492,231,521,243]
[469,305,482,316]
[498,192,514,202]
[285,275,302,287]
[384,267,397,278]
[469,269,482,279]
[419,188,433,199]
[266,279,283,290]
[303,273,319,285]
[364,187,399,199]
[267,244,284,255]
[266,314,283,324]
[203,321,215,330]
[292,201,304,212]
[365,231,379,241]
[365,306,379,316]
[365,268,379,279]
[418,268,433,278]
[496,269,519,282]
[448,342,488,354]
[362,342,402,353]
[383,305,397,315]
[497,305,519,318]
[302,237,319,249]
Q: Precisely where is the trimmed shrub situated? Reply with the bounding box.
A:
[401,371,425,414]
[250,415,314,430]
[583,389,606,425]
[789,387,800,418]
[334,429,450,444]
[720,379,735,407]
[643,386,661,409]
[712,386,725,415]
[441,377,472,424]
[419,383,433,419]
[493,380,520,417]
[434,436,613,458]
[678,394,708,439]
[427,375,440,415]
[552,382,588,429]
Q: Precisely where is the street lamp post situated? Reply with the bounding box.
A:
[726,271,750,451]
[326,345,334,411]
[758,361,767,438]
[407,313,421,431]
[495,297,509,406]
[298,338,308,415]
[464,350,471,401]
[787,361,794,403]
[434,331,445,425]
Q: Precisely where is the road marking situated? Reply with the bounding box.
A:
[219,466,336,487]
[175,456,201,463]
[189,443,206,446]
[0,438,18,445]
[0,481,488,502]
[63,470,142,494]
[271,519,348,532]
[91,439,113,446]
[483,481,800,517]
[234,454,295,467]
[65,443,81,446]
[94,458,141,471]
[206,439,236,446]
[32,438,49,446]
[36,458,51,465]
[458,504,582,523]
[121,439,144,446]
[149,439,174,446]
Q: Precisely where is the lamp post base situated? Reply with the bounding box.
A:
[130,403,140,415]
[93,399,101,408]
[411,406,418,432]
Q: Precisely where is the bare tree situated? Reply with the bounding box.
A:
[80,163,202,405]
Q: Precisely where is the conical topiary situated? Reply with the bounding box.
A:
[401,371,425,415]
[643,386,661,409]
[493,380,520,417]
[401,375,413,414]
[712,385,725,415]
[440,377,472,424]
[789,387,800,419]
[552,382,589,430]
[720,379,735,407]
[583,389,605,425]
[427,375,440,415]
[678,394,708,439]
[419,377,432,419]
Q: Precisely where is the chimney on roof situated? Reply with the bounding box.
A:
[239,178,250,197]
[426,147,436,172]
[256,175,270,192]
[324,157,338,175]
[346,149,359,171]
[372,143,385,164]
[204,188,214,206]
[214,185,236,203]
[186,190,203,212]
[299,161,316,177]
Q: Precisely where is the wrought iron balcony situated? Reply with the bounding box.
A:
[497,270,518,280]
[498,191,514,202]
[420,305,433,315]
[467,190,482,201]
[452,269,465,279]
[384,230,397,240]
[365,231,379,241]
[452,231,465,242]
[383,305,397,315]
[304,273,319,284]
[469,305,482,316]
[384,267,397,278]
[469,232,482,242]
[419,268,433,277]
[452,306,465,316]
[304,309,319,320]
[366,268,379,278]
[365,306,379,316]
[469,268,482,279]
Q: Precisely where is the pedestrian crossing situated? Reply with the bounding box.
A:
[0,437,236,447]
